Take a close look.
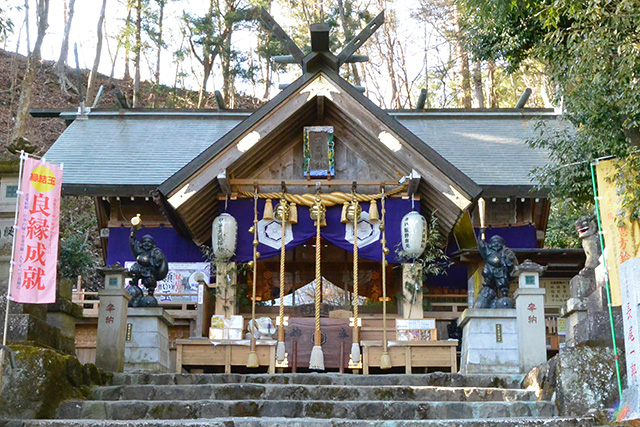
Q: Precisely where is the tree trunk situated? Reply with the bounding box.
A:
[55,0,75,89]
[85,0,108,106]
[133,0,142,107]
[336,0,361,85]
[10,0,50,147]
[471,60,483,108]
[221,31,234,109]
[123,8,132,81]
[198,63,212,108]
[453,5,471,108]
[154,0,164,84]
[24,0,31,55]
[486,59,497,108]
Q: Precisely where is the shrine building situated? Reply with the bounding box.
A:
[41,19,582,374]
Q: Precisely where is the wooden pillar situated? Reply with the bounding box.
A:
[215,262,237,317]
[402,263,423,319]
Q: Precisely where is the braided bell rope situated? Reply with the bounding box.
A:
[314,199,323,346]
[352,198,359,340]
[278,201,287,347]
[250,193,258,352]
[381,191,388,353]
[237,184,407,207]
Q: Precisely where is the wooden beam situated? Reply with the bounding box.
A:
[317,95,325,121]
[218,171,231,196]
[259,7,304,63]
[337,11,384,66]
[407,169,421,196]
[229,179,401,187]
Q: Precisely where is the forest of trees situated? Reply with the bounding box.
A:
[0,0,549,116]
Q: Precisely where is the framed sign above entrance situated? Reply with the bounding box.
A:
[303,126,335,178]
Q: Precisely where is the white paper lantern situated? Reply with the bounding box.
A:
[401,211,428,256]
[211,213,238,260]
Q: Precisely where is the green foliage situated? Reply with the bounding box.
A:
[58,196,100,288]
[456,0,640,217]
[395,213,451,306]
[544,199,585,249]
[0,5,14,42]
[395,213,452,280]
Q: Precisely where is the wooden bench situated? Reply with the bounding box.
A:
[175,338,276,374]
[361,340,458,375]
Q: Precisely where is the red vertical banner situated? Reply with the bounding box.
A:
[9,156,63,304]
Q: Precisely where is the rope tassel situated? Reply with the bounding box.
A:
[263,198,274,220]
[369,200,379,222]
[289,203,298,224]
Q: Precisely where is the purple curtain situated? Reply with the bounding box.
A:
[474,224,538,249]
[106,226,206,266]
[225,198,414,263]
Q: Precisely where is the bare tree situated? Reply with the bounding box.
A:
[55,0,76,93]
[10,0,50,149]
[452,5,471,108]
[471,59,483,108]
[336,0,361,85]
[485,59,497,108]
[132,0,143,107]
[86,0,108,106]
[153,0,166,84]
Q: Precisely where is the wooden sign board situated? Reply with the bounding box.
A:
[396,318,437,341]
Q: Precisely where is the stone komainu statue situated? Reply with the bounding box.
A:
[570,215,602,298]
[127,230,169,307]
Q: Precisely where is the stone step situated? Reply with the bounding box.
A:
[4,416,599,427]
[109,373,523,389]
[56,399,556,421]
[91,383,537,402]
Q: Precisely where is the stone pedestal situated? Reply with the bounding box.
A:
[560,297,587,348]
[401,264,423,319]
[96,265,131,372]
[561,284,623,348]
[459,308,519,374]
[46,278,83,355]
[125,307,174,373]
[515,288,546,373]
[0,289,62,351]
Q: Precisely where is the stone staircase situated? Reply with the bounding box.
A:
[4,373,603,426]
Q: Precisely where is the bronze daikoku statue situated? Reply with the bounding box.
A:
[473,232,519,309]
[125,215,169,307]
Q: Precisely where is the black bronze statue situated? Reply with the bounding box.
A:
[125,216,168,307]
[473,233,518,309]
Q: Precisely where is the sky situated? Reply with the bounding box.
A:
[2,0,440,105]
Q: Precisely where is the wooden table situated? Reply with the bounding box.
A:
[176,338,276,374]
[361,340,458,375]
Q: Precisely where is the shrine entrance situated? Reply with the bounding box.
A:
[252,237,400,313]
